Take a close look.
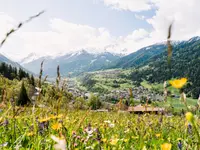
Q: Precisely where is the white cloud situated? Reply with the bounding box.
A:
[103,0,153,12]
[17,18,155,57]
[135,14,146,20]
[103,28,153,54]
[147,0,200,41]
[19,18,116,56]
[0,13,24,60]
[126,29,149,40]
[103,0,200,41]
[2,0,200,61]
[0,13,153,59]
[109,29,154,54]
[102,0,200,49]
[0,12,16,41]
[102,0,200,53]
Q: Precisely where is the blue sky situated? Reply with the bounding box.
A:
[0,0,200,61]
[0,0,155,36]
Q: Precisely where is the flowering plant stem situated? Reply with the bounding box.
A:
[191,120,200,148]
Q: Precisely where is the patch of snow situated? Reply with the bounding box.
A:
[145,47,151,50]
[106,59,111,62]
[90,59,97,64]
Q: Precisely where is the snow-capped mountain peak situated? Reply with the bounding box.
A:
[19,49,121,77]
[19,53,45,65]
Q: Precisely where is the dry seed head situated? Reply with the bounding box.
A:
[164,81,167,88]
[38,60,44,88]
[180,92,187,103]
[56,65,61,88]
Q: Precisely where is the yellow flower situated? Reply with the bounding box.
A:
[102,138,107,142]
[169,78,187,89]
[161,143,172,150]
[52,123,62,130]
[27,132,34,137]
[123,139,128,142]
[185,112,194,122]
[50,114,63,119]
[131,136,139,139]
[39,117,51,123]
[0,117,3,123]
[142,146,147,150]
[155,133,161,138]
[56,114,63,119]
[49,115,57,119]
[110,138,119,145]
[177,138,182,141]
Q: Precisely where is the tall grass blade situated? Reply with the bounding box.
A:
[0,10,45,48]
[167,23,173,77]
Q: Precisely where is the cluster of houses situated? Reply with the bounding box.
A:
[106,86,163,102]
[68,88,95,99]
[91,69,122,77]
[67,78,164,103]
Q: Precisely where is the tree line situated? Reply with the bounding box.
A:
[0,62,35,86]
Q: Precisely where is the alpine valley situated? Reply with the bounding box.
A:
[0,36,199,98]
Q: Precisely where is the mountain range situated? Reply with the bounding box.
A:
[18,40,185,76]
[0,37,200,90]
[19,50,122,77]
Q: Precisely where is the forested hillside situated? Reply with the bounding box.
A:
[128,36,200,98]
[110,44,167,68]
[0,62,33,82]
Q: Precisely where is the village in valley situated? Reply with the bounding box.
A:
[62,69,166,113]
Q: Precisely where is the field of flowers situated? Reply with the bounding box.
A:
[0,105,199,150]
[0,9,200,150]
[0,53,199,150]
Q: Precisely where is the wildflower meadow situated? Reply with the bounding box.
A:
[0,5,200,150]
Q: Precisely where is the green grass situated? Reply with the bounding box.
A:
[87,72,134,92]
[140,80,197,112]
[141,81,153,89]
[0,74,200,149]
[156,97,197,112]
[0,107,200,149]
[141,80,180,95]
